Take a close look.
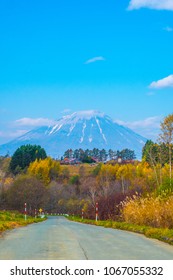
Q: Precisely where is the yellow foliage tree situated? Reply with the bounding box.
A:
[28,157,61,185]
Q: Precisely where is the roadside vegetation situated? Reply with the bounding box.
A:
[0,211,46,233]
[0,113,173,239]
[67,216,173,245]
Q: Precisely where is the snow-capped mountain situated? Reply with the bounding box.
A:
[0,110,147,158]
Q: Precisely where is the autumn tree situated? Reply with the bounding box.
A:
[69,175,81,195]
[28,157,61,185]
[159,114,173,186]
[116,164,135,194]
[6,175,47,212]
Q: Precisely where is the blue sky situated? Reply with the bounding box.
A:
[0,0,173,144]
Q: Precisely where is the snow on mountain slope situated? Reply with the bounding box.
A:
[0,111,147,158]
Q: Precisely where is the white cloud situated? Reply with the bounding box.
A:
[128,0,173,11]
[163,26,173,32]
[149,74,173,89]
[14,117,56,127]
[0,118,57,144]
[116,116,161,129]
[84,56,105,64]
[115,116,162,140]
[0,130,28,139]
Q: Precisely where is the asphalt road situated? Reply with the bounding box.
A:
[0,216,173,260]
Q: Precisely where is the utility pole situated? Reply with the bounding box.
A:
[24,202,27,221]
[96,202,98,221]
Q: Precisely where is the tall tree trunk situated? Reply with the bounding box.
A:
[149,148,160,189]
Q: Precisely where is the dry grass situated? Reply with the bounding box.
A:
[0,211,46,233]
[62,163,96,176]
[122,194,173,228]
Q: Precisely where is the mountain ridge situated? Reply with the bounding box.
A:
[0,111,147,159]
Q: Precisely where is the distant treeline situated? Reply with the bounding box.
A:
[63,148,136,162]
[142,140,173,165]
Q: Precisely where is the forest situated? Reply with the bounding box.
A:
[0,114,173,229]
[63,147,136,163]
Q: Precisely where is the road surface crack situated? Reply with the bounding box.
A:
[78,242,88,260]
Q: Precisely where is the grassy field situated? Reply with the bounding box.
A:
[68,216,173,246]
[62,163,96,176]
[0,211,46,233]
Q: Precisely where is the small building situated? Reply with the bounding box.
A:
[60,158,81,165]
